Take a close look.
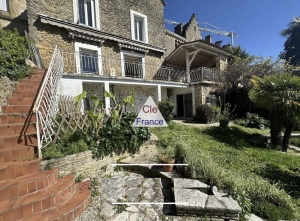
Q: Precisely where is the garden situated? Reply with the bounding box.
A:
[152,122,300,221]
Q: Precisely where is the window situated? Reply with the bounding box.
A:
[130,10,148,43]
[75,42,102,75]
[73,0,100,29]
[0,0,8,11]
[121,51,145,79]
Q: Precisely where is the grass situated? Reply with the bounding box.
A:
[152,123,300,221]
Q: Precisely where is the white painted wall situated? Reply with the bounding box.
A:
[82,83,167,113]
[59,78,83,97]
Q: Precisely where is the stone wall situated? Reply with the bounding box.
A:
[27,0,73,42]
[100,0,165,48]
[40,150,130,178]
[0,0,27,34]
[183,14,202,41]
[194,84,214,110]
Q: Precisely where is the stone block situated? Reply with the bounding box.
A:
[173,178,209,189]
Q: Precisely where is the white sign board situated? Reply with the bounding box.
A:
[132,96,168,127]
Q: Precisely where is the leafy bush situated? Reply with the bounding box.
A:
[235,113,269,130]
[42,131,89,160]
[92,112,151,159]
[290,137,300,147]
[158,97,175,122]
[195,104,216,123]
[0,29,32,80]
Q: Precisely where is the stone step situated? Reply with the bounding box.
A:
[7,98,36,106]
[0,168,59,203]
[0,123,36,137]
[173,178,242,220]
[0,134,38,149]
[0,113,36,124]
[0,159,40,182]
[22,189,91,221]
[0,145,36,163]
[1,105,33,114]
[0,174,76,220]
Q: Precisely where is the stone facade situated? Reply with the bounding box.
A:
[174,14,202,41]
[100,0,165,48]
[0,0,27,34]
[164,31,187,58]
[194,84,214,109]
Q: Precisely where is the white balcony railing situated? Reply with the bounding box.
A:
[59,51,218,83]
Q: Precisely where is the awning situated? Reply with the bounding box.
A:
[166,40,232,69]
[38,14,166,54]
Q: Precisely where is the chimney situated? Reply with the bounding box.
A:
[205,35,212,44]
[222,44,231,50]
[215,40,222,47]
[174,23,183,36]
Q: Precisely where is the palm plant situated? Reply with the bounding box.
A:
[249,73,300,151]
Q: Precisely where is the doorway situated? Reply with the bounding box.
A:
[176,93,193,118]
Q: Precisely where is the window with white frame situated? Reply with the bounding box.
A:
[73,0,100,29]
[130,10,148,43]
[121,50,145,79]
[0,0,8,11]
[75,42,102,75]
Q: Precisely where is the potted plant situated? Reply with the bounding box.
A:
[219,103,236,128]
[160,146,175,172]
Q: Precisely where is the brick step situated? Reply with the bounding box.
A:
[12,91,38,99]
[7,97,36,106]
[0,113,36,124]
[18,80,42,87]
[0,168,59,203]
[15,84,40,92]
[0,159,40,182]
[22,189,91,221]
[0,123,36,137]
[0,174,76,220]
[1,105,33,114]
[0,145,36,163]
[0,134,37,149]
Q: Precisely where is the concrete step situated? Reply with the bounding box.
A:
[0,168,59,203]
[0,159,40,182]
[0,145,36,163]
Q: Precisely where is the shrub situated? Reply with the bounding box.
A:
[235,113,269,130]
[158,97,175,122]
[0,29,32,80]
[195,104,215,123]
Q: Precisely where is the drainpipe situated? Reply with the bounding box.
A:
[104,81,110,114]
[157,85,162,102]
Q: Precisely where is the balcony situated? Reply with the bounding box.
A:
[61,51,219,83]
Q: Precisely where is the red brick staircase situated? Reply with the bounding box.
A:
[0,69,91,220]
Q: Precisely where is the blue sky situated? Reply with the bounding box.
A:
[164,0,300,59]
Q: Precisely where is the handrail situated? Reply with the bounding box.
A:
[33,46,64,158]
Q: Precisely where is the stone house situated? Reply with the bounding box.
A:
[0,0,28,34]
[11,0,231,118]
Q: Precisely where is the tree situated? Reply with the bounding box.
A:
[249,73,300,151]
[228,46,253,64]
[215,56,287,116]
[280,19,300,66]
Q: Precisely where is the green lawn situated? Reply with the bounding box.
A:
[152,123,300,221]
